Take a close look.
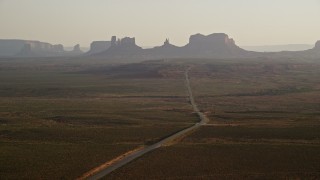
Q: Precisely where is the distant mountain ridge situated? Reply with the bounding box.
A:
[242,44,314,52]
[94,33,250,59]
[91,33,320,59]
[85,41,111,55]
[0,39,83,57]
[0,34,319,59]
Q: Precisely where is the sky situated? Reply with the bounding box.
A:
[0,0,319,47]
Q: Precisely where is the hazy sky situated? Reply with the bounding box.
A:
[0,0,319,47]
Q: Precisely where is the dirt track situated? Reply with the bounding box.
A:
[79,68,210,180]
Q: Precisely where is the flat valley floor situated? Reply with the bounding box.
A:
[0,57,319,179]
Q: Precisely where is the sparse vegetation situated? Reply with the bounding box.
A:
[106,58,320,179]
[1,58,320,179]
[107,144,320,179]
[0,58,196,179]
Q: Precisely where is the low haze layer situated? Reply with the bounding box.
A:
[0,0,319,47]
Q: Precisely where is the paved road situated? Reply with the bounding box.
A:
[87,68,209,180]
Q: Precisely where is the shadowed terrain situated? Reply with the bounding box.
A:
[0,58,197,179]
[1,57,320,179]
[106,58,320,179]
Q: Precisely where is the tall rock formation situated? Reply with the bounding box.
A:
[0,40,66,57]
[187,33,237,49]
[144,38,182,59]
[93,33,248,59]
[72,44,83,53]
[16,41,66,57]
[97,36,143,57]
[53,44,64,52]
[65,44,84,56]
[86,41,111,55]
[307,40,320,57]
[3,34,318,59]
[0,39,87,57]
[17,44,35,56]
[112,37,140,50]
[314,41,320,50]
[183,33,247,58]
[0,40,26,56]
[111,36,117,47]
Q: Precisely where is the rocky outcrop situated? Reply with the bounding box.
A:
[187,33,237,49]
[0,40,38,57]
[16,41,66,57]
[110,37,141,50]
[72,44,83,53]
[314,41,320,50]
[86,41,111,55]
[0,39,86,57]
[94,33,248,59]
[119,37,136,47]
[183,33,247,58]
[144,39,182,59]
[111,36,117,47]
[304,40,320,57]
[4,34,318,59]
[97,36,143,57]
[53,44,64,52]
[162,39,177,49]
[63,44,84,56]
[17,44,35,57]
